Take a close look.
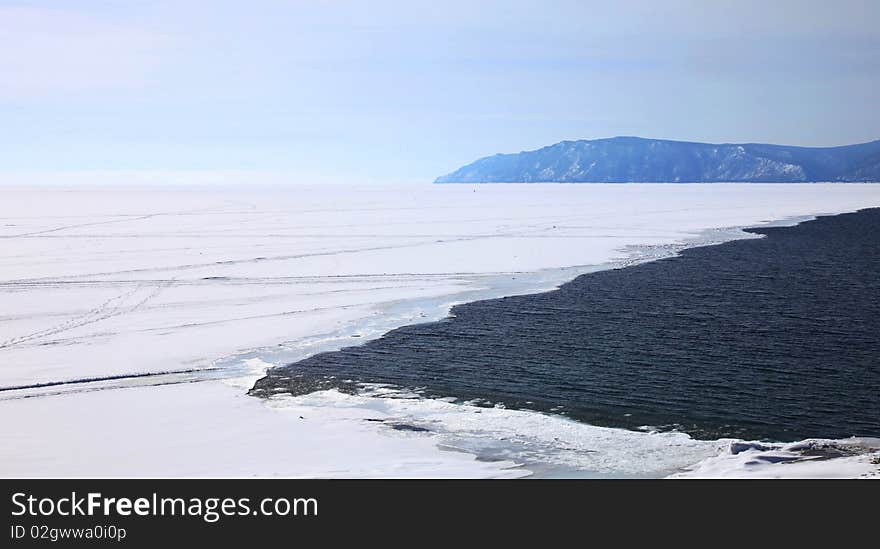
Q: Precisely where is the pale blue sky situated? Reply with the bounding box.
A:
[1,0,878,184]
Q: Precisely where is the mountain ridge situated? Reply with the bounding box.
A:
[435,136,880,183]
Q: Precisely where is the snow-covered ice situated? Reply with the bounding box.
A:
[1,183,879,477]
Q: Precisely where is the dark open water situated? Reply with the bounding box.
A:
[253,209,880,442]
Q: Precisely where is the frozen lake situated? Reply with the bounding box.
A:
[1,183,879,477]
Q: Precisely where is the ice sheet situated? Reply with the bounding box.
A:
[1,183,879,477]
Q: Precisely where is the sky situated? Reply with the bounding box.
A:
[1,0,878,184]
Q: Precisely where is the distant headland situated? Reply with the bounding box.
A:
[435,136,880,183]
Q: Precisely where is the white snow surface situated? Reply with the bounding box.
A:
[1,183,879,478]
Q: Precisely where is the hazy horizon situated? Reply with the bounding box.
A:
[1,0,878,185]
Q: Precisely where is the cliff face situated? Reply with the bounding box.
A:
[435,137,880,183]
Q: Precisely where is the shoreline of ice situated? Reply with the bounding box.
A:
[203,209,878,479]
[245,213,879,479]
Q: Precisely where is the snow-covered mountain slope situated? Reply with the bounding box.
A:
[435,136,880,183]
